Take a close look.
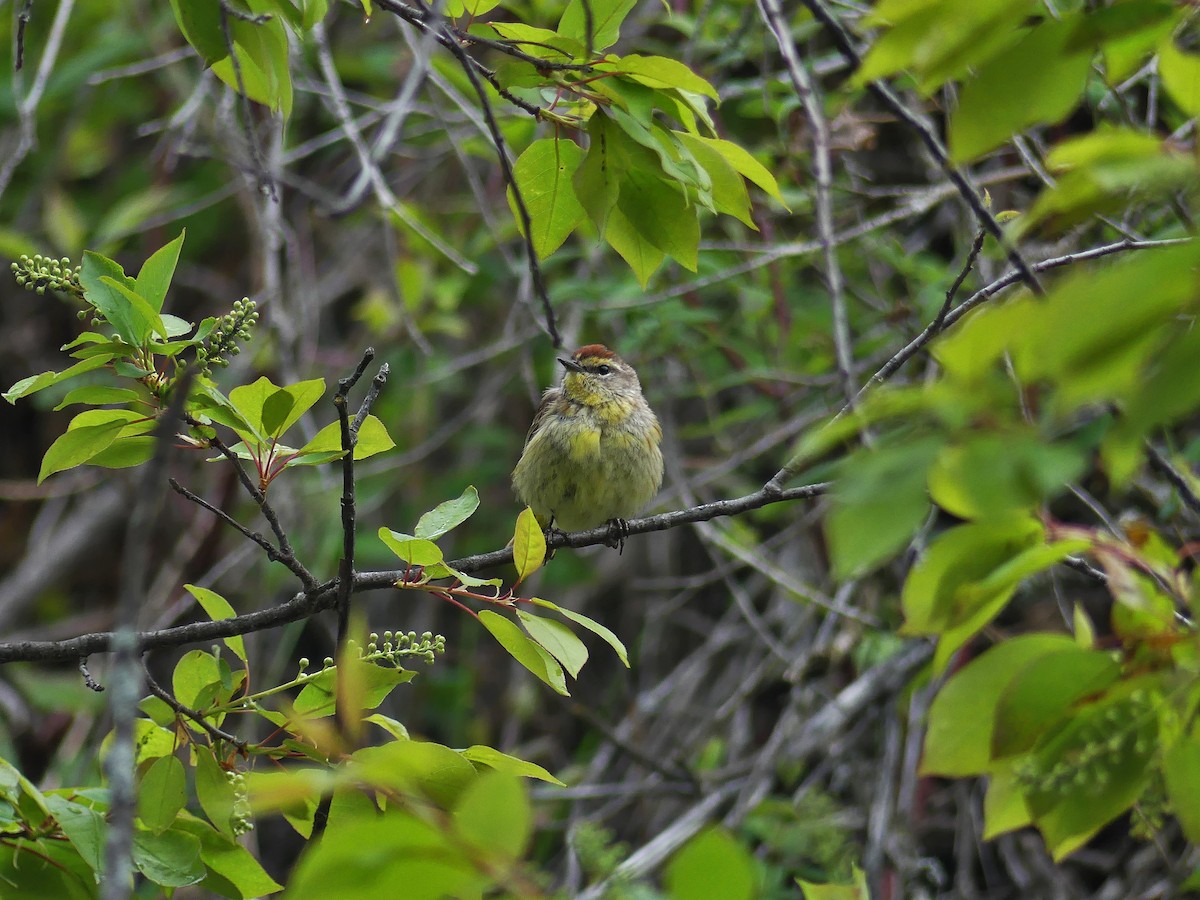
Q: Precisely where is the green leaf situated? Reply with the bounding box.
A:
[608,54,719,100]
[666,827,757,900]
[517,610,589,678]
[132,826,205,887]
[949,18,1091,162]
[479,610,568,695]
[901,516,1043,636]
[928,434,1085,519]
[676,133,754,227]
[169,0,228,64]
[194,748,237,838]
[510,138,587,259]
[531,598,629,666]
[287,806,484,898]
[364,713,410,741]
[378,529,444,567]
[1028,683,1158,859]
[990,648,1121,759]
[687,135,785,203]
[604,203,664,287]
[89,435,157,470]
[172,649,227,713]
[53,385,140,410]
[5,355,114,404]
[1164,735,1200,843]
[228,376,325,443]
[574,113,623,234]
[797,867,870,899]
[558,0,637,51]
[211,11,293,117]
[135,230,185,312]
[38,410,147,483]
[80,251,150,345]
[260,388,296,437]
[487,22,585,60]
[616,166,699,271]
[99,276,168,343]
[1159,36,1200,117]
[139,755,187,834]
[294,414,395,463]
[460,745,565,786]
[826,436,941,579]
[922,633,1076,776]
[982,761,1033,839]
[349,741,478,807]
[453,771,531,860]
[44,795,105,876]
[185,584,247,662]
[176,815,284,897]
[294,660,414,718]
[415,486,480,540]
[512,507,546,581]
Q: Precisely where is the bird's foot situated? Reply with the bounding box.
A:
[542,520,565,561]
[603,518,630,553]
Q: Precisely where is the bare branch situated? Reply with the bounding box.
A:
[0,483,829,664]
[798,0,1044,296]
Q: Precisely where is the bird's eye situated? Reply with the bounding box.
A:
[597,365,612,375]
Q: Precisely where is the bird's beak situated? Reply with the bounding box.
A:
[558,357,585,373]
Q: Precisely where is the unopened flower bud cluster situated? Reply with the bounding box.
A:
[197,299,259,375]
[11,254,84,299]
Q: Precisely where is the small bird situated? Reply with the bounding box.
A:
[512,344,663,546]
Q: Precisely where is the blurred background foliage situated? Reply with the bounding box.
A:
[1,0,1199,896]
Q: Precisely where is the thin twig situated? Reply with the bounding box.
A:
[765,237,1189,491]
[197,425,318,590]
[403,0,561,347]
[1146,442,1200,518]
[169,477,283,563]
[758,0,853,403]
[15,0,33,71]
[334,349,378,647]
[798,0,1044,296]
[0,0,74,200]
[218,0,276,199]
[0,484,830,663]
[79,656,103,692]
[143,665,247,751]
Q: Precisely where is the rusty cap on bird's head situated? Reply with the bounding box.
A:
[559,343,618,373]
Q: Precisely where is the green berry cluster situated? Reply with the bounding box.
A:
[197,298,259,375]
[1014,691,1156,798]
[364,631,446,666]
[10,254,84,299]
[225,769,254,835]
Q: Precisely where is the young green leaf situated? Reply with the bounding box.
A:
[666,827,757,900]
[453,771,531,860]
[99,276,168,343]
[512,507,546,582]
[53,385,141,410]
[460,745,566,785]
[185,584,247,662]
[138,755,187,834]
[609,54,720,100]
[532,598,629,666]
[295,414,396,463]
[517,610,589,678]
[5,355,114,404]
[415,486,481,540]
[479,610,568,695]
[510,138,587,259]
[135,230,185,312]
[558,0,637,51]
[378,529,445,567]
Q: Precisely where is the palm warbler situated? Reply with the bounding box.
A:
[512,344,663,541]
